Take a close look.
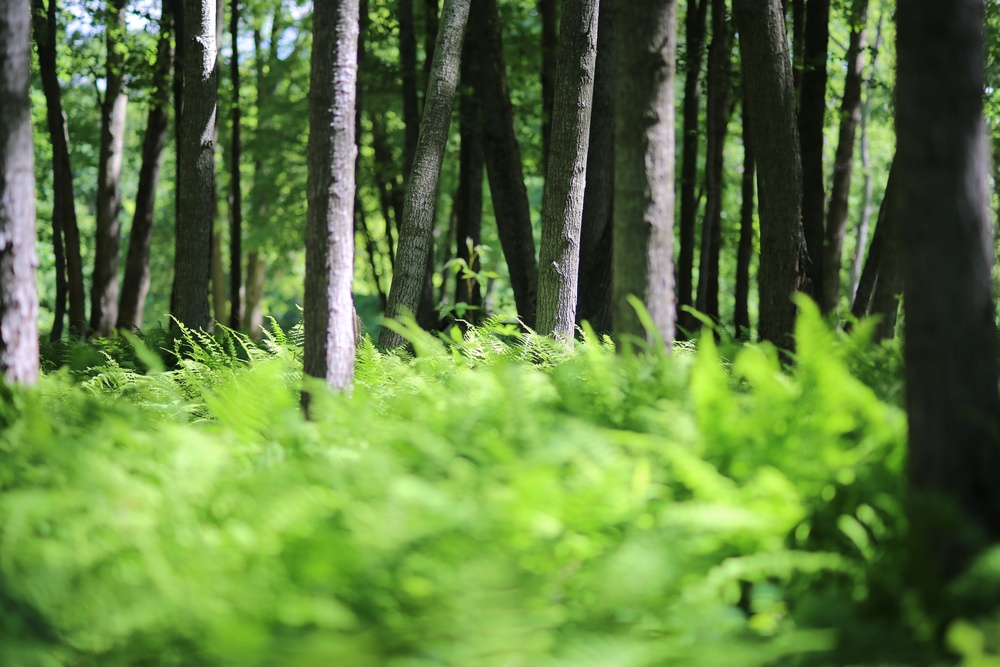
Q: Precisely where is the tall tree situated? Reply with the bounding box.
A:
[820,0,868,314]
[304,0,359,397]
[535,0,599,343]
[229,0,243,329]
[797,0,829,300]
[0,0,38,383]
[733,0,805,349]
[172,0,218,332]
[209,0,225,327]
[676,0,708,334]
[32,0,86,338]
[90,0,129,337]
[576,0,615,333]
[453,33,484,320]
[613,0,676,345]
[379,0,470,350]
[734,82,755,340]
[399,0,420,176]
[539,0,557,172]
[471,0,537,325]
[118,2,174,331]
[897,0,1000,564]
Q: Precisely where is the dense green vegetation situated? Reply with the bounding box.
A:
[2,306,998,665]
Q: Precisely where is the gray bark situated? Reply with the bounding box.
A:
[0,0,39,383]
[539,0,557,173]
[536,0,599,343]
[379,0,470,350]
[612,0,676,346]
[229,0,243,329]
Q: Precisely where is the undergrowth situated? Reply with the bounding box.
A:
[1,301,997,666]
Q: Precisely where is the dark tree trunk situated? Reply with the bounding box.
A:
[399,0,420,176]
[118,2,173,331]
[0,0,39,383]
[209,0,225,328]
[898,0,1000,564]
[228,0,243,329]
[696,0,732,323]
[536,0,599,343]
[820,0,868,315]
[867,161,900,342]
[676,0,708,334]
[32,0,85,338]
[576,0,615,333]
[797,0,829,302]
[304,0,359,398]
[453,35,484,320]
[379,0,470,350]
[423,0,439,86]
[539,0,557,173]
[790,0,804,93]
[850,157,894,321]
[172,0,218,332]
[90,0,129,337]
[613,0,676,346]
[472,0,538,326]
[733,0,805,350]
[734,82,755,340]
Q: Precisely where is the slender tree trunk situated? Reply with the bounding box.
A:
[734,82,755,340]
[453,34,484,320]
[304,0,359,399]
[576,0,615,333]
[867,160,900,342]
[898,0,1000,565]
[790,0,804,93]
[536,0,599,343]
[696,0,732,322]
[797,0,829,301]
[539,0,557,173]
[228,0,243,329]
[370,111,400,265]
[399,0,420,176]
[423,0,439,87]
[172,0,218,332]
[733,0,805,349]
[209,0,225,328]
[472,0,538,325]
[0,0,38,383]
[820,0,868,315]
[90,0,129,337]
[379,0,470,350]
[245,250,265,336]
[613,0,676,346]
[118,2,173,331]
[676,0,708,334]
[32,0,85,338]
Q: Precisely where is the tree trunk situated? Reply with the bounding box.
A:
[90,0,129,337]
[172,0,218,332]
[244,250,265,337]
[370,110,401,265]
[820,0,867,315]
[423,0,439,88]
[379,0,470,350]
[536,0,599,343]
[797,0,829,301]
[613,0,676,346]
[472,0,538,326]
[304,0,359,397]
[576,0,615,333]
[228,0,243,329]
[733,0,805,349]
[32,0,86,338]
[898,0,1000,564]
[453,35,484,321]
[696,0,732,323]
[0,0,39,383]
[867,161,900,342]
[539,0,557,173]
[118,2,173,331]
[676,0,708,334]
[734,81,755,340]
[208,0,225,329]
[790,0,804,93]
[399,0,420,176]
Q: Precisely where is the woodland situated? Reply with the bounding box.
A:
[2,0,1000,664]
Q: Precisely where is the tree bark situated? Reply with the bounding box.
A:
[734,82,755,340]
[576,0,615,333]
[472,0,538,326]
[379,0,470,350]
[399,0,420,177]
[612,0,676,346]
[32,0,86,338]
[0,0,39,383]
[733,0,805,349]
[696,0,732,323]
[536,0,599,343]
[453,34,484,320]
[90,0,129,337]
[867,160,900,342]
[898,0,1000,562]
[209,0,225,329]
[229,0,243,329]
[676,0,708,334]
[304,0,359,396]
[172,0,218,332]
[539,0,557,173]
[118,2,174,331]
[819,0,867,315]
